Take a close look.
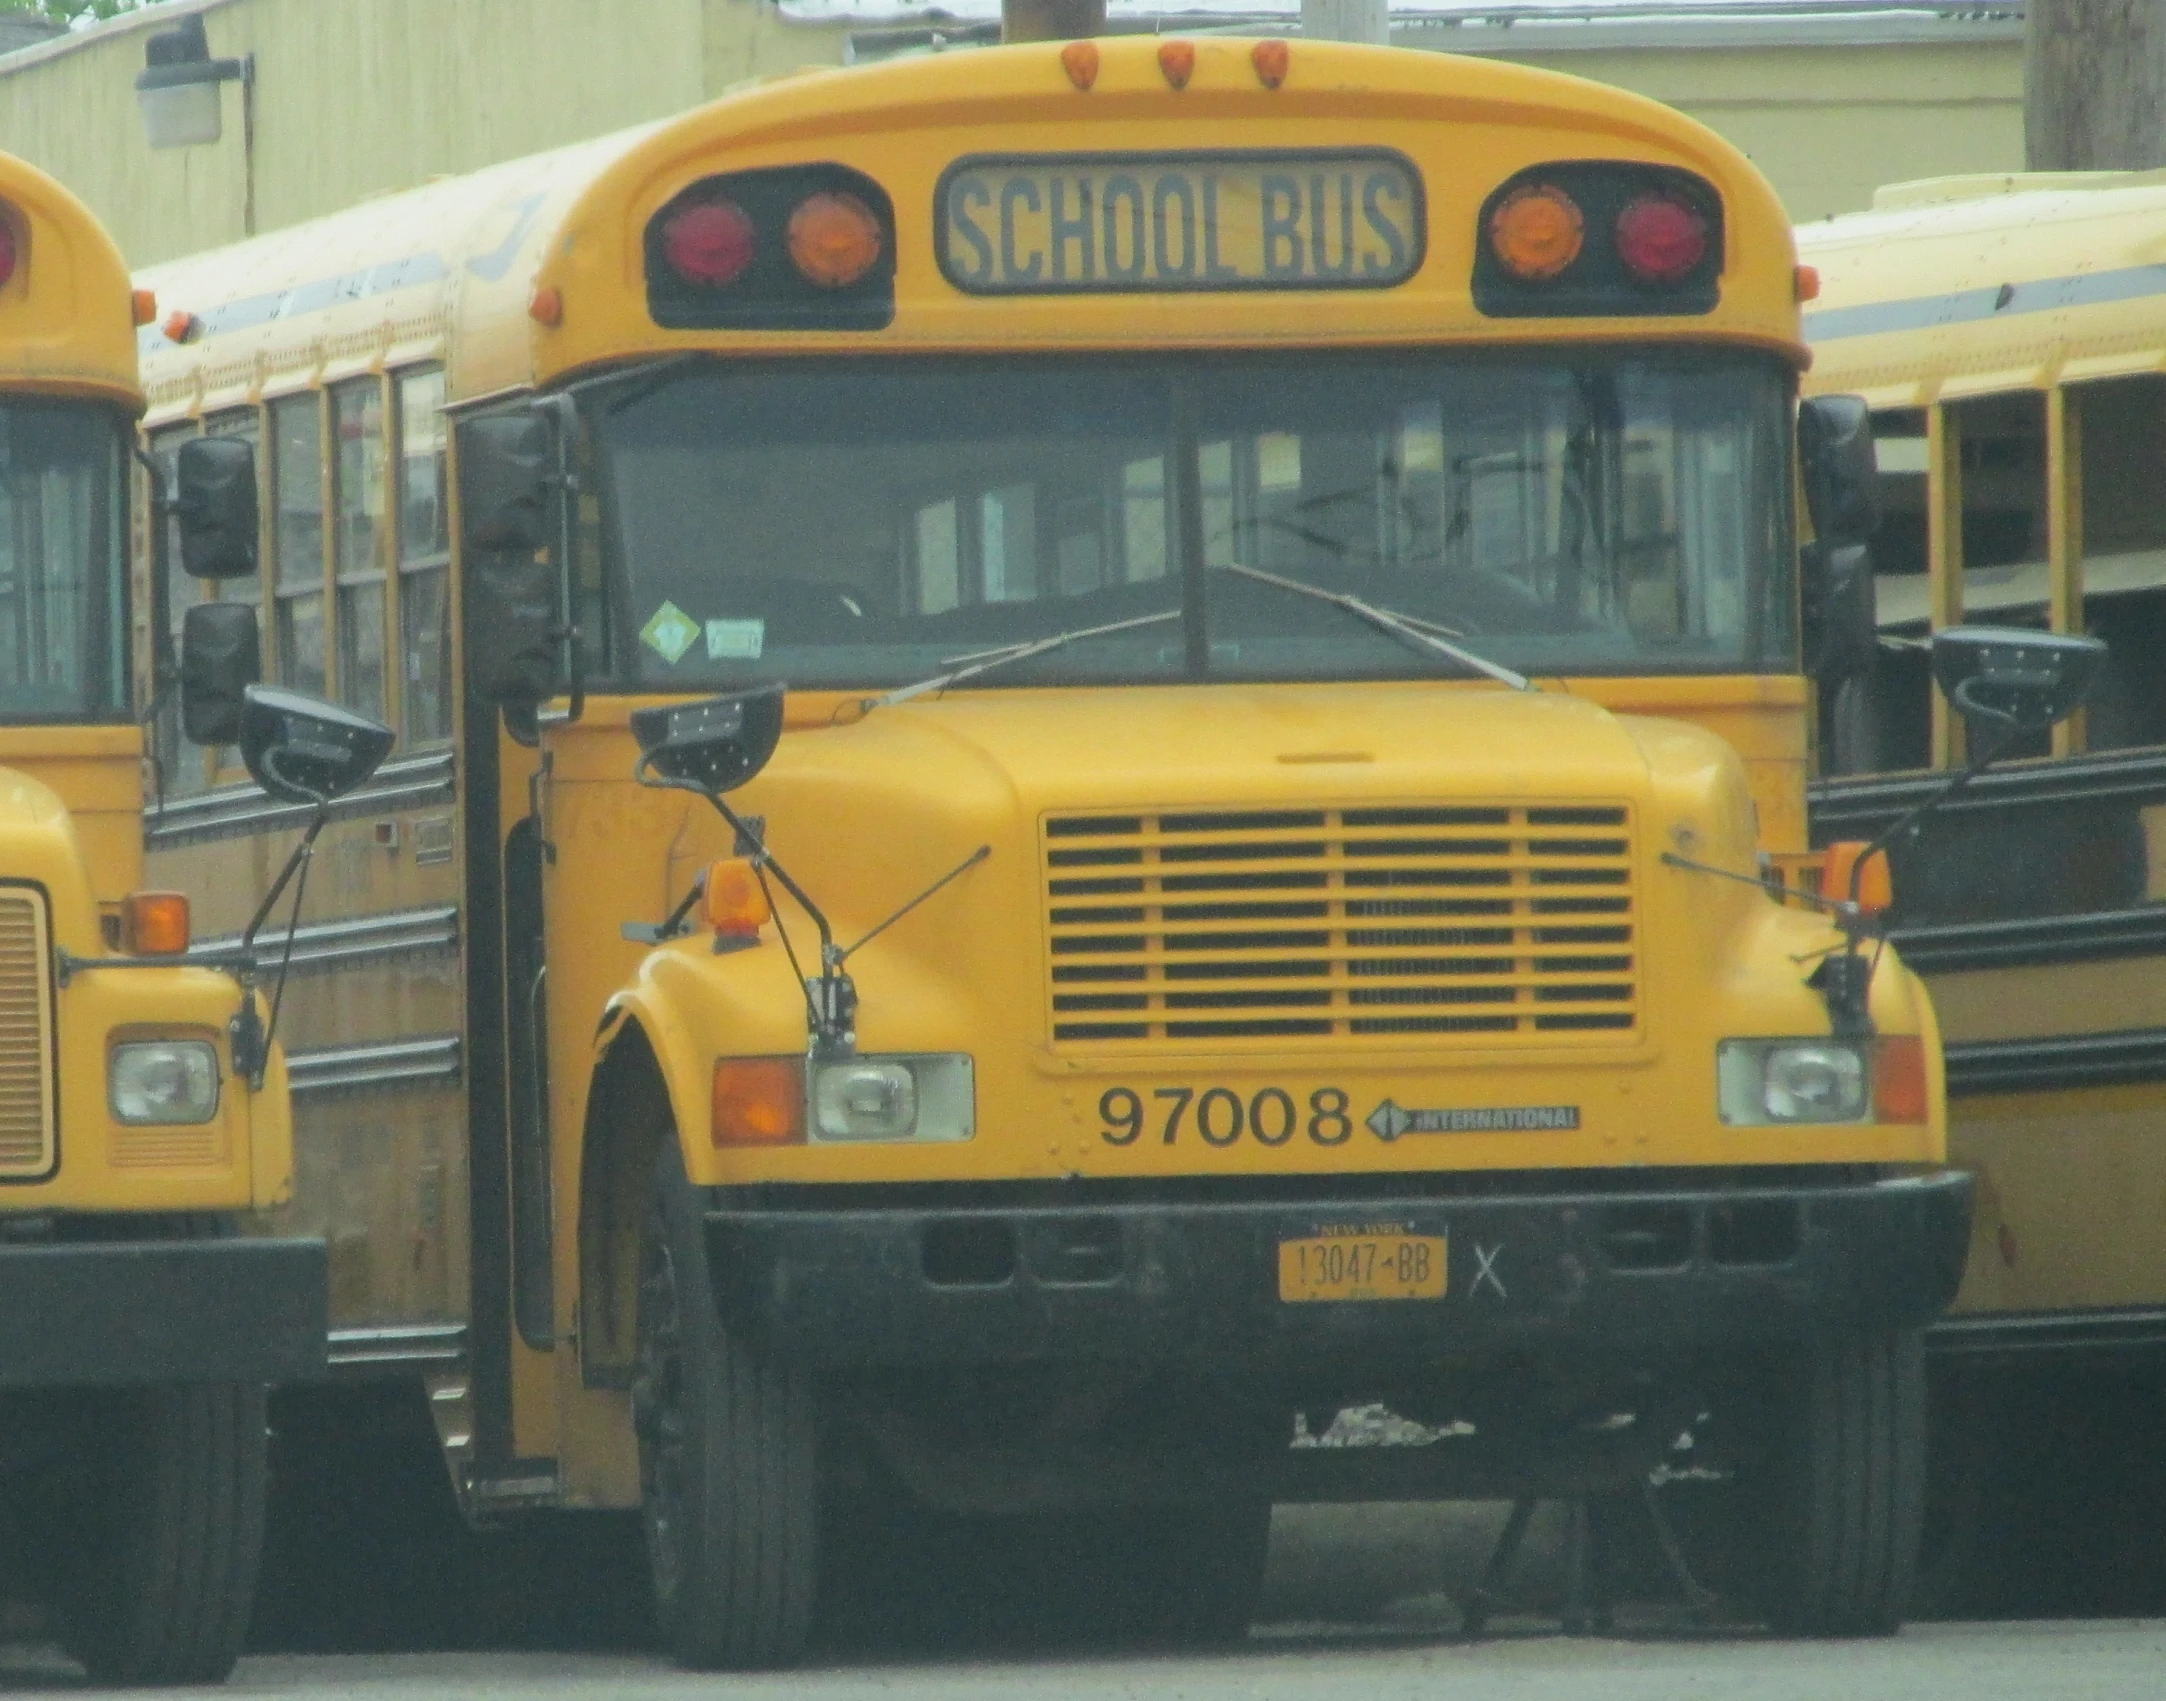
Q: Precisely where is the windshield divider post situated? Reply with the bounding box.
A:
[1170,384,1211,680]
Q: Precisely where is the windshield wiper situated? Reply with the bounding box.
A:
[1216,561,1532,690]
[871,609,1183,708]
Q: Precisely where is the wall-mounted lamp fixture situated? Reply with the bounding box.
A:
[134,14,257,235]
[134,15,248,148]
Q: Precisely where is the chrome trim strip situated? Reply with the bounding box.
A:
[327,1321,469,1371]
[192,904,460,974]
[1942,1026,2166,1097]
[146,749,457,849]
[287,1034,463,1098]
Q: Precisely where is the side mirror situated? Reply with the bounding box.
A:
[1802,539,1877,682]
[1932,625,2107,736]
[1799,394,1880,548]
[175,436,260,579]
[630,686,785,795]
[459,414,552,553]
[178,601,260,746]
[237,685,394,804]
[458,414,559,707]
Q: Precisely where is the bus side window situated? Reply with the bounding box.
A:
[203,408,262,779]
[2076,376,2166,752]
[397,368,452,745]
[269,393,328,701]
[332,378,388,727]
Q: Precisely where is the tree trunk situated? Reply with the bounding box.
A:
[2026,0,2166,170]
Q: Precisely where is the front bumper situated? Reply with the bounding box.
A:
[707,1171,1972,1369]
[0,1236,327,1388]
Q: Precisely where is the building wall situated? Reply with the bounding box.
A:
[1490,40,2024,224]
[0,0,2018,268]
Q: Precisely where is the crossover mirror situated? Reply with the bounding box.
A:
[630,685,785,795]
[1932,625,2107,736]
[1798,394,1880,549]
[237,685,394,805]
[174,436,260,579]
[178,601,260,746]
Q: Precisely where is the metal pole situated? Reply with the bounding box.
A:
[1301,0,1389,44]
[1001,0,1105,42]
[240,53,257,238]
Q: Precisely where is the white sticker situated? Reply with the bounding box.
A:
[706,618,766,661]
[640,601,700,665]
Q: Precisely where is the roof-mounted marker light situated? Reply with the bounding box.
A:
[1061,40,1099,90]
[132,288,158,326]
[1795,263,1821,303]
[529,285,564,327]
[1616,192,1709,284]
[664,199,758,288]
[1158,39,1196,89]
[787,192,883,289]
[1489,183,1583,281]
[1251,39,1290,87]
[162,309,199,344]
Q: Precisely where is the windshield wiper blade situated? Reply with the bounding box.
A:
[872,609,1183,708]
[1216,561,1532,691]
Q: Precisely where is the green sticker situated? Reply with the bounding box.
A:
[640,601,700,665]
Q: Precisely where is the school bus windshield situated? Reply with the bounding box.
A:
[0,400,128,723]
[602,350,1796,691]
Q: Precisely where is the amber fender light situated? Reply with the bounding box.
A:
[1823,840,1892,915]
[713,1057,806,1147]
[122,891,190,955]
[1874,1035,1928,1124]
[702,856,772,941]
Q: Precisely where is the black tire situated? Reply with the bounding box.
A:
[633,1140,818,1670]
[1658,1331,1925,1636]
[58,1381,269,1686]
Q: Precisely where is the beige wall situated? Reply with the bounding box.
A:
[0,0,847,266]
[1492,40,2024,223]
[0,0,2017,268]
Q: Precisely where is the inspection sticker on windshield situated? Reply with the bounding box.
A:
[1367,1100,1580,1141]
[706,618,765,661]
[640,601,700,665]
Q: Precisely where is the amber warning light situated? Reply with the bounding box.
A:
[647,165,896,333]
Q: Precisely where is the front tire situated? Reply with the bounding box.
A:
[58,1381,269,1685]
[634,1141,818,1670]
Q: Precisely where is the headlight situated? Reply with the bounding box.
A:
[1718,1039,1869,1125]
[109,1041,221,1126]
[810,1055,973,1144]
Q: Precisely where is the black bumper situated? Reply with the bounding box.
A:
[0,1236,327,1388]
[707,1172,1972,1369]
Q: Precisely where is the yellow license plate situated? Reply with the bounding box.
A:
[1277,1233,1447,1303]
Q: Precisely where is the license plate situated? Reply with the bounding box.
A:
[1277,1233,1446,1303]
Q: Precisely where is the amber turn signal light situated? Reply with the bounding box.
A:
[787,192,883,290]
[702,857,772,939]
[132,288,158,327]
[1489,183,1583,281]
[713,1056,806,1147]
[123,891,190,956]
[1823,840,1892,914]
[1873,1034,1929,1124]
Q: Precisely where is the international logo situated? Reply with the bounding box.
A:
[1367,1100,1581,1140]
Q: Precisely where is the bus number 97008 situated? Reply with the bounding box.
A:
[1098,1085,1353,1148]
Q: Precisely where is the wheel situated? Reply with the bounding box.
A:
[1657,1331,1924,1636]
[57,1381,269,1685]
[633,1139,818,1670]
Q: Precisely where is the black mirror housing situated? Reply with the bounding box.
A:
[458,414,552,554]
[463,553,560,707]
[1801,539,1877,682]
[1799,394,1880,548]
[178,601,260,746]
[631,686,785,794]
[238,685,394,804]
[1932,625,2107,735]
[175,436,260,579]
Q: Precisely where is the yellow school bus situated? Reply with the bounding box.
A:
[1802,176,2166,1489]
[0,152,347,1684]
[136,39,2003,1661]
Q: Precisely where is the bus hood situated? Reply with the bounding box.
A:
[0,763,100,950]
